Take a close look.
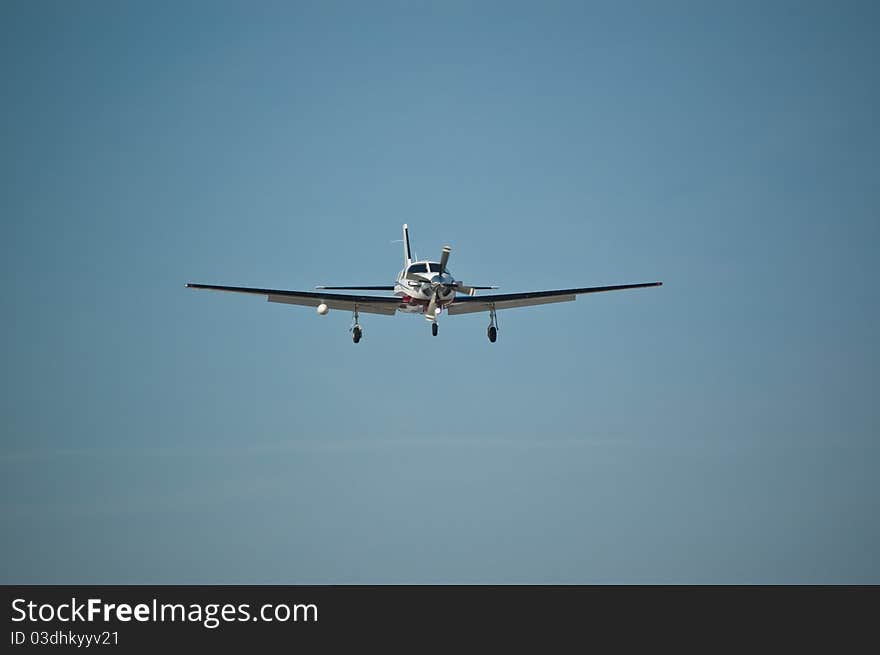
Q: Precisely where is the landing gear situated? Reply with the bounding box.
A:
[487,305,498,343]
[432,322,438,337]
[351,306,363,344]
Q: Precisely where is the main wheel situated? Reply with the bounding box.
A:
[352,326,362,343]
[488,325,497,343]
[432,323,438,337]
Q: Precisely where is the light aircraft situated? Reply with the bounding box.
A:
[187,224,662,343]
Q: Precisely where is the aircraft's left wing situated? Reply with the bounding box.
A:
[447,282,662,315]
[186,283,401,315]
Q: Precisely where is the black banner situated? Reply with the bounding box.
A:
[2,586,875,651]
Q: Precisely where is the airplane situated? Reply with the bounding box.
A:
[186,224,662,343]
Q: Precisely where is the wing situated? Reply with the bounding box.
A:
[446,282,662,315]
[186,283,401,315]
[315,285,396,291]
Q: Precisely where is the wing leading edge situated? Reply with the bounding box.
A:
[186,283,401,315]
[446,282,662,315]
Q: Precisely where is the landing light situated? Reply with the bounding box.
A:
[317,303,329,315]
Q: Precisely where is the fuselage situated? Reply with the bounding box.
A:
[394,260,458,314]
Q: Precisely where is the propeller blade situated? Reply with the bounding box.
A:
[439,246,451,275]
[426,291,438,320]
[453,283,498,296]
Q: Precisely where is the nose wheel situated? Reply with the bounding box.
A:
[431,322,438,337]
[487,305,498,343]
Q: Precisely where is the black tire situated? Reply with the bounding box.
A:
[432,323,438,336]
[352,327,362,343]
[488,326,497,343]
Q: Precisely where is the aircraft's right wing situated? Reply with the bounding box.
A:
[186,283,402,315]
[315,285,396,291]
[446,282,662,315]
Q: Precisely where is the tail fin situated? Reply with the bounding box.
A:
[402,224,412,266]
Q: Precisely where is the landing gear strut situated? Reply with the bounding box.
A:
[487,305,498,343]
[431,322,438,337]
[351,306,363,344]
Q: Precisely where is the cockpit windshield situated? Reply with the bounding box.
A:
[407,262,449,275]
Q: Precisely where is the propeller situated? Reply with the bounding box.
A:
[439,245,450,277]
[426,291,438,320]
[424,245,451,320]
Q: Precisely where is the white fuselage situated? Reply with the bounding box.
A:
[394,261,458,315]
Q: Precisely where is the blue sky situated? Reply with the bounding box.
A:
[2,1,878,582]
